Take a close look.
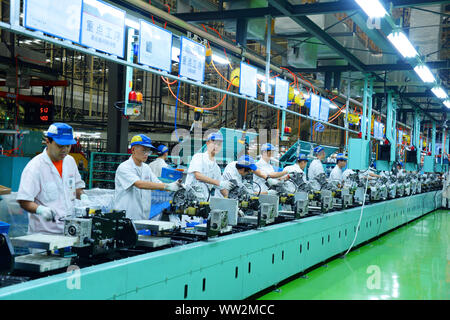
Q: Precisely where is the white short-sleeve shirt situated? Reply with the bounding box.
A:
[148,157,169,177]
[185,152,222,199]
[284,163,308,183]
[114,156,161,220]
[329,165,343,183]
[308,159,325,190]
[253,158,274,193]
[16,149,85,235]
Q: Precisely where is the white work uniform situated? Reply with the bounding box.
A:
[149,157,169,177]
[185,152,222,200]
[253,158,274,193]
[222,161,244,185]
[114,156,162,220]
[308,159,325,190]
[284,163,307,183]
[16,148,85,235]
[329,165,343,183]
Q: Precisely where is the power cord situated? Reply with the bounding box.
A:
[343,173,369,257]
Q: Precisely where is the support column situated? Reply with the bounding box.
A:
[236,18,248,129]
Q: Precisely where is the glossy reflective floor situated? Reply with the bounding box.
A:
[257,209,449,300]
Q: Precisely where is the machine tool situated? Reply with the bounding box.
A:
[309,173,334,213]
[167,184,237,237]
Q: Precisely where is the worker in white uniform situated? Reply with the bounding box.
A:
[284,153,309,184]
[308,146,326,190]
[222,154,281,193]
[149,144,169,177]
[185,132,233,199]
[114,134,181,221]
[253,143,288,193]
[17,123,87,235]
[329,153,348,186]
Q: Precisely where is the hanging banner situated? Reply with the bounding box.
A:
[138,20,173,73]
[239,62,257,98]
[179,36,206,83]
[81,0,126,58]
[24,0,83,43]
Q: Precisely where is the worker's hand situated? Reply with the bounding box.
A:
[219,180,234,191]
[267,178,280,186]
[36,205,56,222]
[165,181,181,192]
[267,189,278,196]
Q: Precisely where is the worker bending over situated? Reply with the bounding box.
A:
[114,134,180,221]
[253,143,288,193]
[149,144,169,177]
[222,154,282,193]
[284,154,309,184]
[17,123,86,235]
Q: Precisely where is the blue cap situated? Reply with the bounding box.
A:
[237,155,257,171]
[130,134,155,148]
[336,153,348,161]
[206,132,223,142]
[297,154,308,162]
[313,146,324,154]
[261,143,276,152]
[157,144,169,155]
[46,123,77,145]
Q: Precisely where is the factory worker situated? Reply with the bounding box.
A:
[329,153,348,185]
[253,143,288,193]
[284,154,309,184]
[149,144,170,177]
[17,123,86,235]
[222,154,281,192]
[308,146,326,190]
[185,132,233,198]
[114,134,181,221]
[396,161,405,177]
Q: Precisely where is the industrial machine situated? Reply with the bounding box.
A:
[166,184,238,237]
[309,173,334,213]
[270,172,310,219]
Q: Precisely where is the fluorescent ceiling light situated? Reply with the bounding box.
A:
[355,0,387,18]
[387,32,418,58]
[414,65,435,83]
[443,100,450,109]
[212,54,229,65]
[431,87,448,99]
[329,103,338,110]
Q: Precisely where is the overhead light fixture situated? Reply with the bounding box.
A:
[431,86,448,99]
[413,65,435,83]
[387,31,418,58]
[212,54,230,65]
[355,0,387,18]
[444,100,450,109]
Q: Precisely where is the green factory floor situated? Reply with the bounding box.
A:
[257,209,449,300]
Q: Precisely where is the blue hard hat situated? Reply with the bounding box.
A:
[46,123,77,145]
[313,146,324,154]
[336,153,348,161]
[130,134,155,148]
[297,154,308,162]
[157,144,169,155]
[206,132,223,142]
[261,143,276,152]
[237,155,257,171]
